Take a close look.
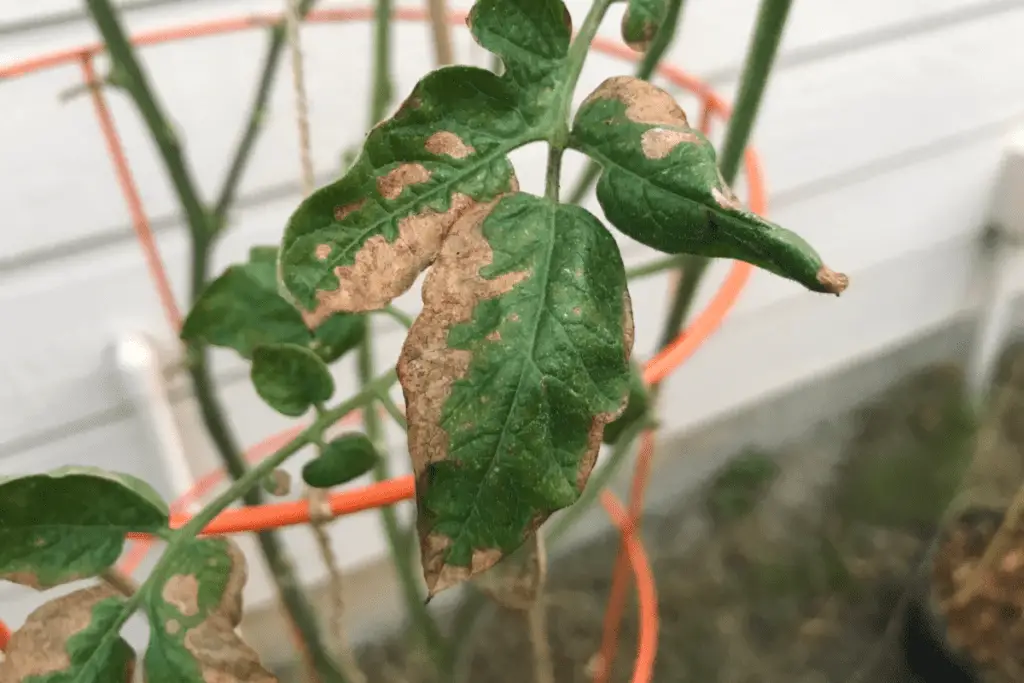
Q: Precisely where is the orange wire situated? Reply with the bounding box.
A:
[0,11,770,677]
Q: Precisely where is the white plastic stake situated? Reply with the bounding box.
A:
[115,333,200,514]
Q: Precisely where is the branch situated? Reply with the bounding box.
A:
[427,0,454,66]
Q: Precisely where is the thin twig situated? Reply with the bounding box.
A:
[286,0,316,196]
[426,0,454,66]
[101,567,140,597]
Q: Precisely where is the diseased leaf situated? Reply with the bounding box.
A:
[475,533,547,611]
[301,434,379,489]
[0,584,135,682]
[621,0,670,52]
[570,77,849,295]
[181,247,365,363]
[251,343,334,417]
[144,537,277,683]
[397,193,633,596]
[278,0,572,325]
[602,363,649,445]
[0,467,168,589]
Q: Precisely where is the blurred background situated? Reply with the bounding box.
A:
[1,1,1023,681]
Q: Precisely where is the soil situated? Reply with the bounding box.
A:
[303,343,1024,683]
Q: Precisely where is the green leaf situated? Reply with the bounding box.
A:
[310,310,366,364]
[251,343,334,417]
[302,434,379,489]
[144,537,277,682]
[0,585,135,682]
[278,0,572,326]
[181,259,311,359]
[0,467,168,589]
[182,247,366,364]
[621,0,670,52]
[570,77,849,295]
[602,363,649,445]
[397,193,633,596]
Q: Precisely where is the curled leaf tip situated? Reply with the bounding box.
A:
[816,267,849,295]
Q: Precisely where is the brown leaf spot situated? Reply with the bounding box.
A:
[640,128,700,160]
[314,244,331,261]
[162,574,201,617]
[1,572,42,590]
[333,199,365,222]
[485,331,501,342]
[582,76,690,128]
[301,193,480,325]
[711,186,743,211]
[183,616,278,683]
[2,585,128,681]
[165,619,181,635]
[32,537,45,547]
[376,163,431,201]
[508,312,520,322]
[816,267,849,295]
[424,131,475,159]
[572,307,582,316]
[396,198,530,595]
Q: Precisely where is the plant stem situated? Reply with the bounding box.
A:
[565,0,688,205]
[212,0,318,231]
[87,371,396,672]
[379,304,415,329]
[625,254,686,280]
[654,0,793,355]
[545,148,563,201]
[356,341,449,670]
[426,0,454,66]
[375,387,408,430]
[84,2,350,679]
[370,0,394,126]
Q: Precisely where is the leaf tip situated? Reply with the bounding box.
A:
[816,266,849,296]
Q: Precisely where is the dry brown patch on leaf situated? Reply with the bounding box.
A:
[640,128,699,159]
[711,186,743,211]
[0,572,43,590]
[0,584,129,682]
[183,616,278,683]
[162,574,201,617]
[583,76,690,128]
[301,193,480,325]
[376,163,431,201]
[816,267,849,295]
[333,199,365,223]
[622,12,657,53]
[396,197,531,595]
[424,131,475,159]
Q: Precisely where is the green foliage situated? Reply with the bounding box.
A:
[277,0,572,323]
[181,246,365,363]
[302,433,380,489]
[621,0,671,51]
[144,538,273,682]
[603,363,650,445]
[0,467,168,589]
[397,194,633,594]
[0,585,135,682]
[251,343,335,417]
[570,76,848,295]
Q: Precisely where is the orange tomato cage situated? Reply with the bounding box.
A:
[0,9,763,681]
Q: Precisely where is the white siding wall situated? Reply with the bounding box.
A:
[2,0,1023,628]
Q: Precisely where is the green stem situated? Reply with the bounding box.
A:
[370,0,394,125]
[625,253,686,280]
[565,0,688,205]
[379,304,415,329]
[374,387,408,430]
[654,0,793,356]
[545,147,563,201]
[212,0,318,231]
[356,339,450,669]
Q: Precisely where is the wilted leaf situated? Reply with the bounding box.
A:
[397,193,633,596]
[181,247,364,363]
[0,584,135,682]
[621,0,670,52]
[144,537,277,683]
[251,343,334,417]
[602,363,649,445]
[301,434,379,489]
[278,0,572,325]
[570,76,848,295]
[0,467,168,589]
